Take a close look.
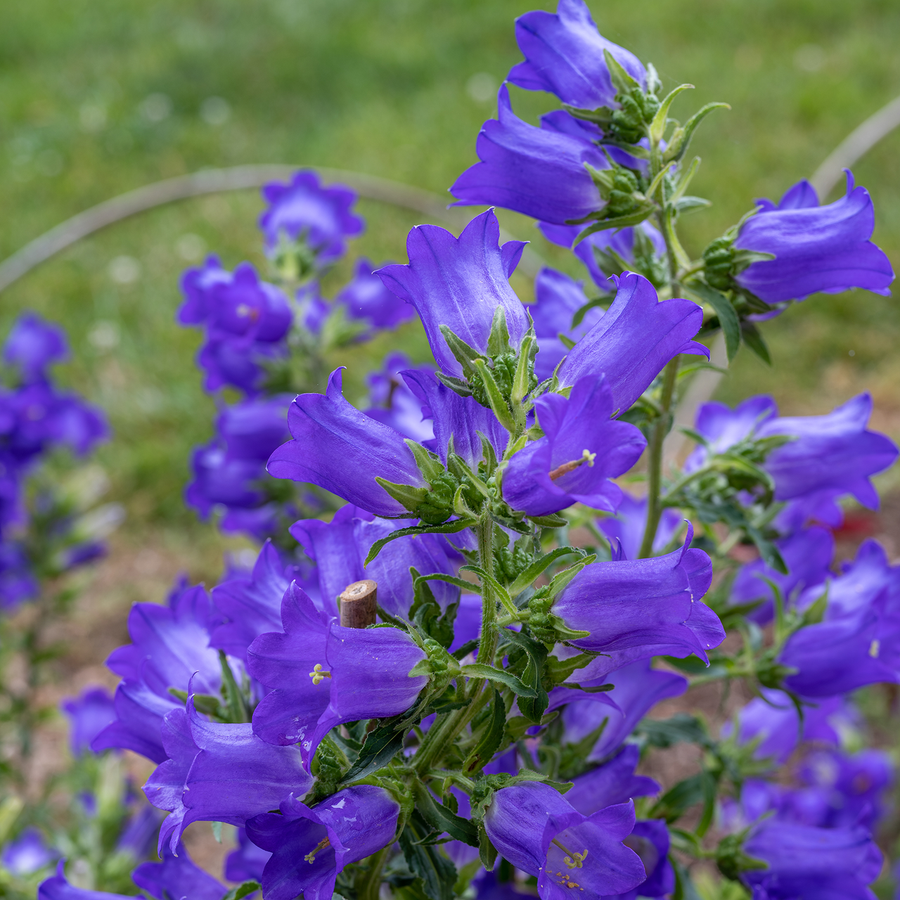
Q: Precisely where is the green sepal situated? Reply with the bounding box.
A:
[552,682,614,695]
[573,201,657,243]
[603,47,641,95]
[686,281,740,362]
[528,512,569,528]
[459,563,514,612]
[486,305,511,358]
[364,518,477,566]
[507,547,585,597]
[473,358,515,432]
[439,325,484,378]
[460,663,539,698]
[375,477,430,514]
[547,553,597,597]
[342,722,406,783]
[218,651,251,723]
[435,371,473,397]
[740,321,772,365]
[478,829,499,871]
[405,439,446,483]
[663,101,731,164]
[545,650,601,684]
[649,83,694,145]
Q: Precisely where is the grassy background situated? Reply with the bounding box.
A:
[2,0,900,577]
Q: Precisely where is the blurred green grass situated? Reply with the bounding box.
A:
[2,0,899,549]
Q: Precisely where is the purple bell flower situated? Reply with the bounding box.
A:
[2,827,56,876]
[450,87,607,226]
[503,374,646,516]
[132,845,227,900]
[567,744,660,816]
[364,354,435,443]
[144,698,312,853]
[38,862,134,900]
[556,272,707,413]
[730,526,834,624]
[0,541,39,611]
[259,170,364,266]
[508,0,646,109]
[538,221,666,290]
[734,173,894,304]
[557,661,687,761]
[178,255,232,326]
[741,820,882,900]
[246,786,400,900]
[483,783,646,899]
[529,268,604,381]
[3,312,68,384]
[551,524,723,674]
[61,686,116,756]
[335,258,415,332]
[267,368,424,518]
[598,490,682,560]
[607,820,673,900]
[377,210,529,378]
[225,827,272,884]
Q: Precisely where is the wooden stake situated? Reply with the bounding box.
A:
[339,579,378,628]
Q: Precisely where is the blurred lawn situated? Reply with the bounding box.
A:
[2,0,900,566]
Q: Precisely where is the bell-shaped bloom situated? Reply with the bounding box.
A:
[267,368,424,517]
[38,861,134,900]
[552,525,722,675]
[503,374,646,516]
[689,394,898,511]
[364,353,435,443]
[823,538,900,625]
[377,210,529,377]
[132,845,227,900]
[225,827,272,883]
[144,699,312,853]
[259,170,364,265]
[735,173,894,304]
[557,662,687,761]
[509,0,646,109]
[730,527,834,624]
[741,820,882,900]
[2,827,56,877]
[539,221,666,290]
[335,257,415,332]
[484,783,646,899]
[607,820,673,900]
[210,540,304,659]
[529,268,604,380]
[556,273,707,412]
[246,786,400,900]
[568,744,660,816]
[598,490,682,561]
[3,312,68,384]
[728,688,849,765]
[61,686,116,756]
[450,87,608,226]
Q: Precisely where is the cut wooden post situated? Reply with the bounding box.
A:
[339,579,378,628]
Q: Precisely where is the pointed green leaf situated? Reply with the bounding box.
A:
[375,477,429,515]
[507,547,585,597]
[463,689,508,776]
[740,321,772,366]
[686,281,740,361]
[222,883,262,900]
[649,83,694,144]
[460,663,539,697]
[439,324,485,377]
[486,305,511,357]
[405,439,445,482]
[603,48,641,95]
[364,519,477,565]
[573,202,657,243]
[663,101,730,163]
[473,358,515,432]
[415,783,480,846]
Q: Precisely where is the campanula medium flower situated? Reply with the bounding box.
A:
[246,786,400,900]
[267,367,425,518]
[38,862,134,900]
[335,257,415,332]
[144,698,312,853]
[508,0,646,109]
[502,373,646,516]
[61,686,116,756]
[555,273,707,412]
[132,845,227,900]
[3,312,68,384]
[2,828,56,877]
[598,490,682,560]
[550,524,722,675]
[225,827,272,883]
[450,87,607,226]
[377,210,529,378]
[259,170,364,266]
[483,783,646,899]
[567,744,660,816]
[734,173,894,304]
[364,353,435,443]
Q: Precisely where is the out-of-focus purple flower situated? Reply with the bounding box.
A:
[364,354,435,443]
[335,258,415,332]
[598,491,682,560]
[3,312,68,384]
[741,819,882,900]
[377,210,529,378]
[608,820,673,900]
[259,170,364,266]
[267,368,425,518]
[178,255,232,326]
[225,827,272,884]
[0,541,39,611]
[557,662,688,761]
[568,744,660,816]
[730,527,834,624]
[728,688,850,765]
[247,786,400,900]
[484,783,646,898]
[451,87,607,226]
[144,699,312,853]
[529,268,603,380]
[38,861,134,900]
[115,806,163,859]
[551,525,722,674]
[556,273,707,412]
[539,221,665,290]
[508,0,646,109]
[689,394,898,511]
[132,844,227,900]
[503,374,646,516]
[734,173,894,304]
[2,827,56,876]
[61,686,116,756]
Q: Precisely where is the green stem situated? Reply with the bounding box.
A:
[355,845,390,900]
[475,511,499,670]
